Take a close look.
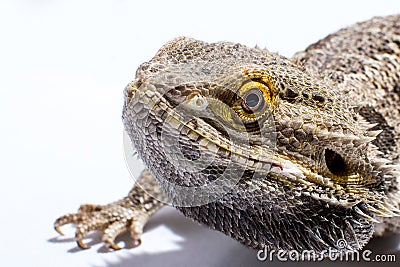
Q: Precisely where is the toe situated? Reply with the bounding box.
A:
[77,239,89,249]
[54,213,84,235]
[128,212,149,246]
[102,221,128,250]
[74,215,109,249]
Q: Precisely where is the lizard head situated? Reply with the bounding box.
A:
[123,37,399,252]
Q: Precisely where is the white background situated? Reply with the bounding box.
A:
[1,0,400,266]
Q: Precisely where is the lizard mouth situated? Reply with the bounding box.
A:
[125,73,370,192]
[200,117,230,138]
[125,79,363,189]
[126,80,289,175]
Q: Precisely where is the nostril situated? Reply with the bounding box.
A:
[186,95,208,111]
[324,148,349,176]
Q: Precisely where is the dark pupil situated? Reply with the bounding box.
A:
[245,91,260,108]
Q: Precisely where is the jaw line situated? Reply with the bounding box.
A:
[132,82,338,189]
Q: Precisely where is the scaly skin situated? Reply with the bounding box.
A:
[54,170,167,249]
[55,15,400,253]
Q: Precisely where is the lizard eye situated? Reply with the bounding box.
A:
[240,81,271,114]
[242,88,265,113]
[242,88,264,112]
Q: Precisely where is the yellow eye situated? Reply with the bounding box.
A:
[239,81,271,114]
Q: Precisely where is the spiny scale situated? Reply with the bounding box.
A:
[53,15,400,254]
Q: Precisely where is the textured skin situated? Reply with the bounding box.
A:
[55,15,400,253]
[54,170,167,249]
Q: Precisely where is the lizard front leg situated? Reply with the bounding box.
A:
[54,169,167,250]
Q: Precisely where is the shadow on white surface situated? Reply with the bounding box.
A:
[49,207,400,267]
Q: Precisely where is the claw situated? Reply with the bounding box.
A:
[77,239,89,249]
[107,242,122,250]
[102,220,128,250]
[54,226,64,235]
[134,238,142,247]
[52,171,162,251]
[54,213,82,235]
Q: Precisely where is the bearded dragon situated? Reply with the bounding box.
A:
[55,15,400,253]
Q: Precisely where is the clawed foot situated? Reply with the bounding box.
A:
[54,199,149,250]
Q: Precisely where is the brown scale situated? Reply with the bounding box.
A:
[54,16,400,253]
